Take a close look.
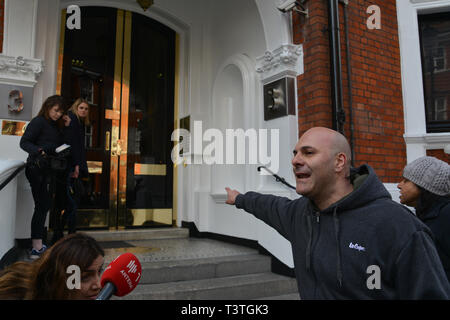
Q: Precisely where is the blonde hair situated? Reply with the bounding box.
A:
[69,98,90,125]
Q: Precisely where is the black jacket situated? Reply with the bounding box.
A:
[418,196,450,282]
[20,115,65,161]
[66,111,88,175]
[235,164,450,299]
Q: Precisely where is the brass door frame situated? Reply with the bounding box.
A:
[108,10,132,229]
[117,10,132,229]
[56,9,66,96]
[56,8,130,230]
[106,9,122,229]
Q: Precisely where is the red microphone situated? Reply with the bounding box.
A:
[96,253,142,300]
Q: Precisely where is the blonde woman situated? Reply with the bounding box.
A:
[52,98,90,243]
[67,98,90,179]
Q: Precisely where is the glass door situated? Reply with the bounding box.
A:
[57,7,175,229]
[125,13,175,227]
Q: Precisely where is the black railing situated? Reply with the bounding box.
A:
[257,166,296,190]
[0,164,26,192]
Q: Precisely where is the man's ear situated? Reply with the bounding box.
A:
[335,152,347,173]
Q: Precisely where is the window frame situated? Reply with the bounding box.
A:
[418,11,450,133]
[397,0,450,162]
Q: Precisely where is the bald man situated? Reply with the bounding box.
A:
[225,127,450,299]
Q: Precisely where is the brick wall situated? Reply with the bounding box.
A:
[293,0,406,182]
[0,0,3,53]
[426,149,450,164]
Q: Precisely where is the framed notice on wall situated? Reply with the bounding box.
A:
[1,120,27,136]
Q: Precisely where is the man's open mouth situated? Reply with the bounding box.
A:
[295,172,311,179]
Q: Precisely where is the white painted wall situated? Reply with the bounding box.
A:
[1,0,43,245]
[0,159,24,258]
[3,0,38,59]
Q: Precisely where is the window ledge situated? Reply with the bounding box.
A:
[404,132,450,150]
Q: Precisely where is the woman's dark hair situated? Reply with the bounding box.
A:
[0,261,35,299]
[37,95,66,128]
[30,233,104,300]
[0,233,104,300]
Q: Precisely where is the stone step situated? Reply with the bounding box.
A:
[122,272,298,300]
[88,233,299,300]
[139,254,271,284]
[85,227,189,242]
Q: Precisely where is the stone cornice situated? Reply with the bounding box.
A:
[0,55,44,87]
[404,132,450,151]
[256,44,303,83]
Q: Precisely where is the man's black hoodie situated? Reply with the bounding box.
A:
[235,164,450,299]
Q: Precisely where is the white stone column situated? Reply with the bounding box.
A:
[256,44,303,193]
[253,44,303,269]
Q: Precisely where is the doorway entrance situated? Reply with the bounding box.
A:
[57,7,175,230]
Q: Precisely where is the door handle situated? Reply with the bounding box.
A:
[116,139,123,156]
[111,127,119,156]
[105,131,110,151]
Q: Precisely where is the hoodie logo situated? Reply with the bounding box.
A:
[349,242,366,252]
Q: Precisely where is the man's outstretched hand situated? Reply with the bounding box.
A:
[225,187,241,205]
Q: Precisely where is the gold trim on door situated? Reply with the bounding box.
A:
[117,11,132,228]
[173,33,180,226]
[109,9,125,229]
[87,161,103,174]
[135,164,167,176]
[130,209,173,226]
[56,10,67,95]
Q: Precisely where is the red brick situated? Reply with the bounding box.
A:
[426,150,450,164]
[294,0,406,182]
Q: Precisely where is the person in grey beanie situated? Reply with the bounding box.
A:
[398,156,450,282]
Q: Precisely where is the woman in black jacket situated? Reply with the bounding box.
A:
[52,98,90,242]
[20,95,70,260]
[398,156,450,282]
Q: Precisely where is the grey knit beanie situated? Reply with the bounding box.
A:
[403,156,450,196]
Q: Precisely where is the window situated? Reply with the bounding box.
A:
[85,125,93,148]
[434,97,448,121]
[79,77,94,104]
[419,12,450,132]
[433,47,446,72]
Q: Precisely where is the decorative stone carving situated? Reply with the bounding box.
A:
[256,44,303,83]
[0,55,44,87]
